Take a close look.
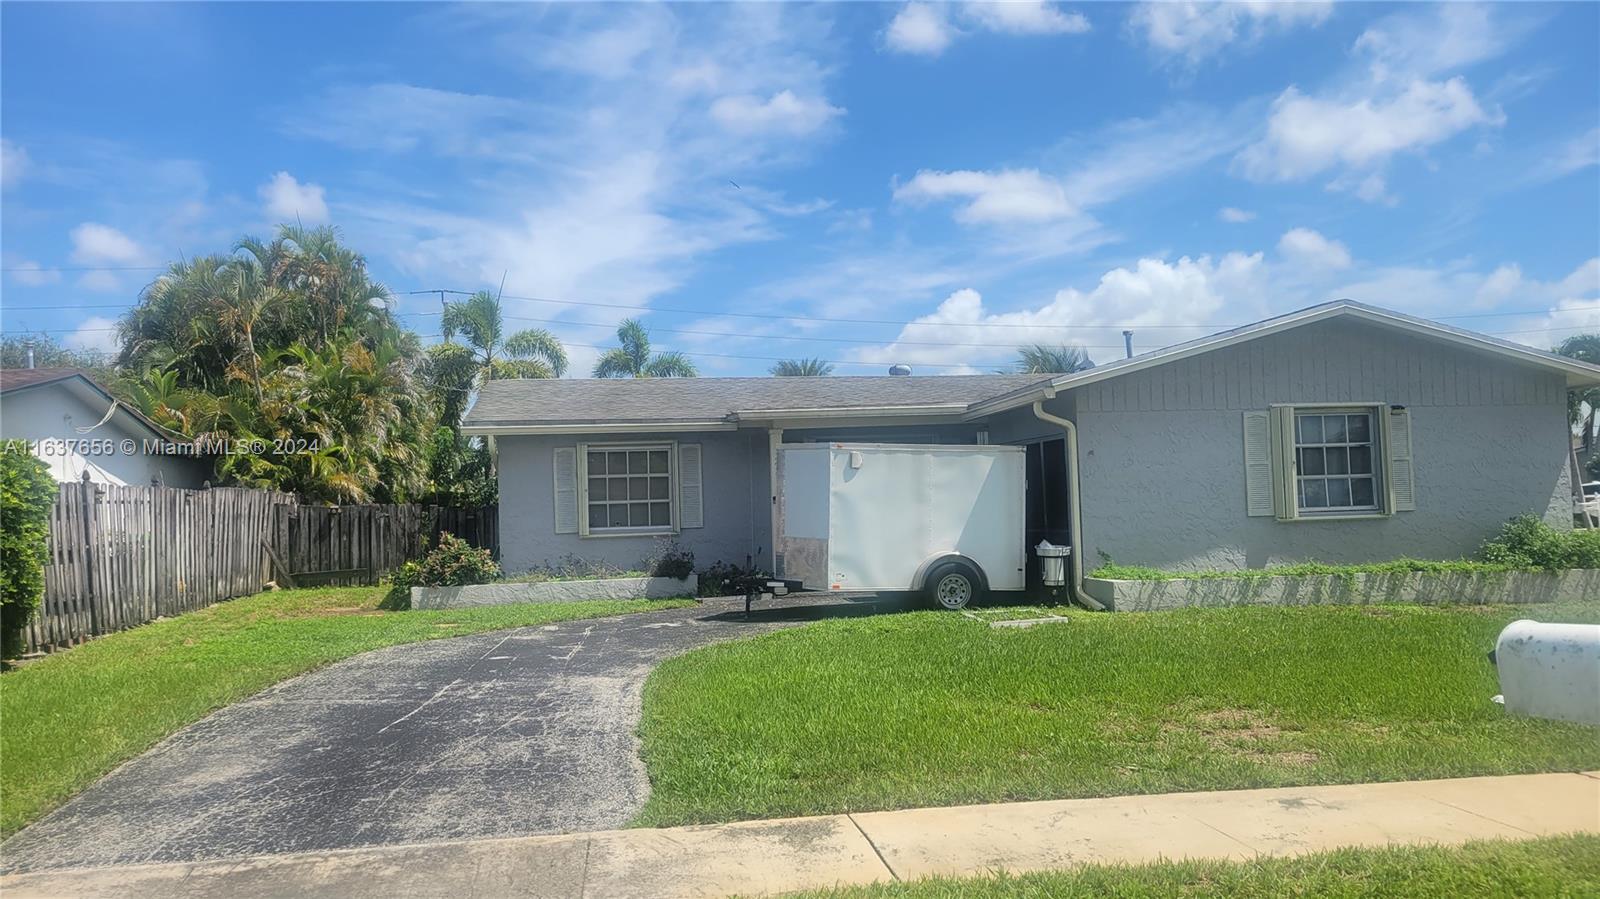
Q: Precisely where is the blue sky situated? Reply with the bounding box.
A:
[2,1,1597,375]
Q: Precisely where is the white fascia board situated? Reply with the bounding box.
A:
[462,420,737,437]
[964,302,1600,420]
[732,404,968,422]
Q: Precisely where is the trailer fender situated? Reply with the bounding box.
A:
[912,552,990,594]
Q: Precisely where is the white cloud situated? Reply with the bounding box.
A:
[1218,206,1255,223]
[894,168,1075,224]
[1353,4,1519,82]
[885,3,956,55]
[1236,78,1500,185]
[69,222,148,265]
[6,260,61,287]
[1129,1,1332,66]
[709,90,844,136]
[259,171,330,224]
[884,2,1088,56]
[855,253,1267,371]
[1,139,28,189]
[1277,227,1351,270]
[63,316,120,354]
[1544,127,1600,181]
[964,2,1090,36]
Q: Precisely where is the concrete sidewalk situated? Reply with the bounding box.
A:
[4,772,1596,898]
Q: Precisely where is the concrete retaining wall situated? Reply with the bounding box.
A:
[412,575,697,610]
[1082,569,1600,612]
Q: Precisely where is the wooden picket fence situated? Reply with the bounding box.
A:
[268,503,499,589]
[26,479,497,654]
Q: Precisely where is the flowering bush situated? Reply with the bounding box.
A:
[384,533,500,609]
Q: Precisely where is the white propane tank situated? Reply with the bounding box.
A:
[1492,620,1600,725]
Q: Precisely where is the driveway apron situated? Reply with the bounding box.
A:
[0,596,893,874]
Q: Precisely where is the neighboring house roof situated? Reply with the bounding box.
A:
[462,300,1600,434]
[0,367,189,444]
[966,300,1600,418]
[463,374,1053,433]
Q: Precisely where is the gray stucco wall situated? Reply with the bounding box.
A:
[496,430,771,576]
[1070,318,1573,571]
[0,385,211,488]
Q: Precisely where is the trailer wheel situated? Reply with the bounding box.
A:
[926,561,983,611]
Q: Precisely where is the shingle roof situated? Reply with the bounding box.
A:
[0,367,88,393]
[463,374,1053,427]
[0,367,192,443]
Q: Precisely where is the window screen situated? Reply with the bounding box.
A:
[586,447,673,530]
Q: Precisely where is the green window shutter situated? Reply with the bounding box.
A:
[1387,409,1416,512]
[1242,411,1275,517]
[553,446,579,534]
[679,443,704,529]
[1270,406,1298,521]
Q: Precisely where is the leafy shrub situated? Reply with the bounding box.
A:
[1,443,57,657]
[1480,515,1600,571]
[697,559,768,597]
[383,533,500,609]
[647,543,695,580]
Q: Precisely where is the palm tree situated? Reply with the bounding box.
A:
[593,318,698,378]
[440,290,569,383]
[1556,334,1600,453]
[1012,344,1095,374]
[770,357,834,377]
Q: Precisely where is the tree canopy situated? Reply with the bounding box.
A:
[770,357,834,377]
[1010,344,1095,374]
[593,319,697,378]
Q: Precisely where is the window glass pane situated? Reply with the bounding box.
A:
[1297,480,1307,509]
[588,503,606,525]
[649,450,669,474]
[588,477,608,501]
[1302,478,1328,508]
[648,477,669,500]
[608,505,629,528]
[1351,477,1375,507]
[628,476,648,499]
[1297,415,1323,445]
[1347,414,1371,443]
[1349,445,1372,474]
[650,502,671,526]
[1299,447,1325,475]
[628,451,647,474]
[607,451,628,474]
[1326,447,1349,475]
[1324,415,1346,443]
[1327,478,1352,507]
[629,502,649,524]
[587,452,606,474]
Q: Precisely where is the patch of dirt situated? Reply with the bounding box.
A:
[1161,707,1320,768]
[303,606,383,618]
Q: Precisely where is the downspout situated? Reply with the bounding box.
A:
[1031,399,1107,611]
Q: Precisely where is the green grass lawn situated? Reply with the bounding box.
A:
[0,586,693,837]
[636,602,1600,827]
[783,834,1600,899]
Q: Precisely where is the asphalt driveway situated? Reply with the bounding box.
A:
[0,595,901,874]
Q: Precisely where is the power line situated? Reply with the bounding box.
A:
[0,265,167,273]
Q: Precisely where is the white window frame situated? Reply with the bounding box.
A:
[1272,402,1390,521]
[578,441,679,537]
[1291,406,1383,516]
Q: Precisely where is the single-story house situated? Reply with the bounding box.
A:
[463,300,1600,594]
[0,368,211,488]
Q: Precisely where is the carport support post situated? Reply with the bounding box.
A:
[768,426,783,575]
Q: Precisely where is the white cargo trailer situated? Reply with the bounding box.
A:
[776,443,1026,609]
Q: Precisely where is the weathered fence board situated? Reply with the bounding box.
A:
[27,483,498,653]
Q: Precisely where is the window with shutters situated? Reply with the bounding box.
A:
[582,444,675,534]
[1245,405,1412,520]
[1293,410,1381,513]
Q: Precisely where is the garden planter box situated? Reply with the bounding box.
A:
[1082,569,1600,612]
[411,574,697,610]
